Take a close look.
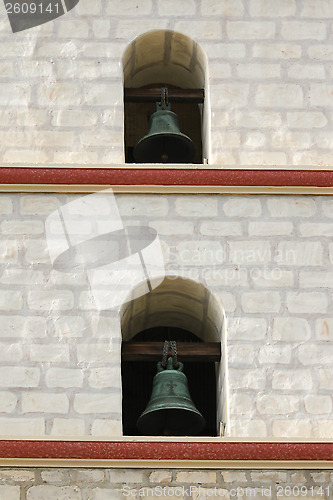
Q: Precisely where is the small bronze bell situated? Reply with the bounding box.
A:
[133,88,196,163]
[137,356,205,436]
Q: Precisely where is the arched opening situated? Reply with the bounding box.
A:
[120,277,227,437]
[122,30,210,164]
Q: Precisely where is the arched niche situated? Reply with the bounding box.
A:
[122,30,210,164]
[120,276,228,437]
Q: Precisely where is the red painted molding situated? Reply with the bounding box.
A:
[0,441,332,461]
[0,167,333,187]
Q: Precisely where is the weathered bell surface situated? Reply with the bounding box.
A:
[137,357,205,436]
[133,103,196,163]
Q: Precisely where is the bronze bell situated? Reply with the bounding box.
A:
[133,89,196,163]
[137,357,205,436]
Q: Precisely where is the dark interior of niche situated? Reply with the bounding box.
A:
[124,86,203,164]
[122,326,217,436]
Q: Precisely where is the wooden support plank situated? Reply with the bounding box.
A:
[124,88,205,103]
[122,342,221,362]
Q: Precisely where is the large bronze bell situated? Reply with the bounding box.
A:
[133,101,196,164]
[137,357,205,436]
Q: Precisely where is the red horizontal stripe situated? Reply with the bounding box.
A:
[0,441,332,461]
[0,167,333,187]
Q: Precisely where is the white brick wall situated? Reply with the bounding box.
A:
[1,191,333,439]
[0,468,328,500]
[0,0,333,442]
[0,0,332,164]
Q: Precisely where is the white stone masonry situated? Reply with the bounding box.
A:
[0,193,332,438]
[0,0,332,164]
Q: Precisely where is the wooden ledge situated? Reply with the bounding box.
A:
[122,342,221,362]
[124,88,204,103]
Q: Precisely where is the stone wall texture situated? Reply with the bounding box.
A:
[0,467,331,500]
[0,193,332,439]
[0,0,333,164]
[0,0,332,488]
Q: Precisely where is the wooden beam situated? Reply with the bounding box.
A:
[122,342,221,362]
[124,88,204,103]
